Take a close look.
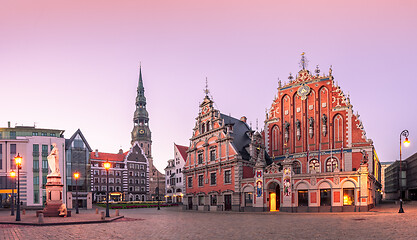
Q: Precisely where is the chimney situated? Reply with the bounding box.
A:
[118,149,123,154]
[240,116,247,123]
[8,121,10,128]
[95,149,99,157]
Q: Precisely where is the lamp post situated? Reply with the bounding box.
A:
[10,170,16,216]
[14,153,22,221]
[104,161,111,217]
[399,130,410,213]
[74,172,80,214]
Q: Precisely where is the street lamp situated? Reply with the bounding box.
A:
[14,153,22,221]
[9,170,16,216]
[103,161,111,217]
[153,169,160,210]
[74,172,80,214]
[399,130,410,213]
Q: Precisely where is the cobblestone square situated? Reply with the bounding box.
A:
[1,203,417,240]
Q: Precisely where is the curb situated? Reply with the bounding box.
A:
[0,215,124,226]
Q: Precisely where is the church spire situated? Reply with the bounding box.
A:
[132,66,151,146]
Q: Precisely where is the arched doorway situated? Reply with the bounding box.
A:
[268,182,280,212]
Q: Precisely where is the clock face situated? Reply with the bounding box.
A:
[139,129,145,134]
[297,84,311,100]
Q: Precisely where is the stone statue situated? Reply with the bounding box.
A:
[58,203,67,217]
[47,143,60,176]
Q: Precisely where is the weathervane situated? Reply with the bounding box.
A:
[299,52,308,70]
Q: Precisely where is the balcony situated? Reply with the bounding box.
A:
[33,152,40,157]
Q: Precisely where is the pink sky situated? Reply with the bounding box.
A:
[1,0,416,171]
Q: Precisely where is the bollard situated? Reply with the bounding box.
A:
[38,213,44,224]
[96,208,99,214]
[22,209,26,215]
[100,211,105,220]
[115,209,119,216]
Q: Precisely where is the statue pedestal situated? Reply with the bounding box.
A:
[43,175,64,217]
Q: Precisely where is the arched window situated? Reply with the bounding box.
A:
[292,161,301,174]
[326,158,338,172]
[271,126,279,155]
[201,123,205,134]
[206,121,210,132]
[333,114,343,147]
[309,159,320,173]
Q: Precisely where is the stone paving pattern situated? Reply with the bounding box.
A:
[1,203,417,240]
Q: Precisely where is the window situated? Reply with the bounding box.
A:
[198,175,204,187]
[343,188,354,206]
[129,187,133,192]
[116,178,121,184]
[141,187,145,192]
[224,170,231,184]
[101,186,107,191]
[129,171,133,176]
[244,192,253,207]
[210,172,216,185]
[320,189,331,206]
[188,176,193,188]
[198,153,203,164]
[94,178,99,183]
[140,165,144,170]
[141,179,145,184]
[94,170,99,175]
[33,160,39,170]
[210,195,217,206]
[298,190,309,206]
[326,158,338,172]
[50,133,56,137]
[210,149,216,161]
[42,145,48,155]
[309,159,320,173]
[116,171,120,176]
[42,160,48,169]
[32,132,38,136]
[34,189,39,204]
[140,172,145,177]
[292,161,301,174]
[33,176,39,185]
[179,177,181,183]
[41,132,47,136]
[102,178,107,183]
[10,144,16,169]
[129,179,133,184]
[198,195,204,206]
[10,131,16,139]
[206,121,210,132]
[109,178,114,183]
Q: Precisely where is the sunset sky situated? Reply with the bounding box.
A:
[1,0,416,171]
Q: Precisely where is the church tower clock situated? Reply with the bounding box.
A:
[131,66,152,159]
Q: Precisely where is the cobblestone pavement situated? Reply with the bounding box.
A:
[1,203,417,240]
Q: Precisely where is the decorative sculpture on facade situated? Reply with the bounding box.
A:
[361,150,369,164]
[308,117,314,138]
[47,143,60,177]
[284,121,290,143]
[296,119,301,140]
[321,114,327,137]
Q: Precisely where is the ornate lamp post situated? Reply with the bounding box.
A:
[74,172,80,214]
[103,161,111,217]
[14,153,22,221]
[9,170,16,216]
[399,130,410,213]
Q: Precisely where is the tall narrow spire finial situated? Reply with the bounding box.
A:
[299,52,308,70]
[204,77,210,96]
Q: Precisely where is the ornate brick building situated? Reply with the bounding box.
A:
[244,56,381,212]
[184,56,381,212]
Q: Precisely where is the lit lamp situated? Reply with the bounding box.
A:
[10,170,16,216]
[399,130,410,213]
[103,161,111,217]
[74,172,80,214]
[14,153,22,221]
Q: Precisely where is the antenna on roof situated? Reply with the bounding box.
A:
[256,119,259,131]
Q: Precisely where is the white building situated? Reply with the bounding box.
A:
[0,124,65,208]
[164,143,188,203]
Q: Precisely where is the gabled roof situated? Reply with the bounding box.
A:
[90,151,126,162]
[220,113,252,160]
[65,129,93,151]
[175,143,188,162]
